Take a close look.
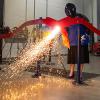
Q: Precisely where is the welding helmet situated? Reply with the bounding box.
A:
[65,3,76,18]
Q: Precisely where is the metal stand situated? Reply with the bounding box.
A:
[32,60,41,78]
[72,25,84,85]
[76,25,81,84]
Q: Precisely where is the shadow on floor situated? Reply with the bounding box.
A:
[83,72,100,81]
[74,72,100,81]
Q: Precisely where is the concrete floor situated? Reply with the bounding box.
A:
[0,54,100,100]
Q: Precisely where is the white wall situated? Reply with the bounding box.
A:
[26,0,35,20]
[35,0,46,19]
[4,0,26,28]
[83,0,93,23]
[48,0,66,19]
[92,0,98,42]
[4,0,95,27]
[4,0,67,27]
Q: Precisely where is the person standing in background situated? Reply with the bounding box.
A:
[65,3,90,81]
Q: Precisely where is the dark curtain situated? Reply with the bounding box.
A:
[0,0,4,27]
[0,0,4,63]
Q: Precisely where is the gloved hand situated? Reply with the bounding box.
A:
[81,33,89,45]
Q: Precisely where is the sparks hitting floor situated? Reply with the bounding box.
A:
[0,54,100,100]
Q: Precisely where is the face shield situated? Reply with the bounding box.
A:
[65,3,76,18]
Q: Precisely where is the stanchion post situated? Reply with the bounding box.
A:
[76,25,81,84]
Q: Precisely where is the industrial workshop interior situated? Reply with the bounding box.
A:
[0,0,100,100]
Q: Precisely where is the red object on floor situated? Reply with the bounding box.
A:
[93,42,100,55]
